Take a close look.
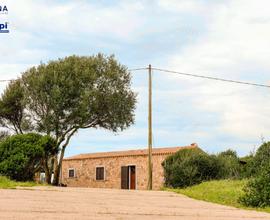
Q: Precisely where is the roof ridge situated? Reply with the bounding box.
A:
[64,144,198,161]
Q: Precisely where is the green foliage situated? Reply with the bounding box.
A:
[162,148,220,188]
[239,154,255,178]
[252,142,270,174]
[0,80,31,134]
[239,163,270,207]
[162,148,249,188]
[22,54,136,135]
[0,133,57,181]
[39,135,58,159]
[217,149,241,179]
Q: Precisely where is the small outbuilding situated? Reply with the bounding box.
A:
[61,143,198,190]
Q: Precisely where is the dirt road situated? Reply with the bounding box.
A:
[0,187,269,220]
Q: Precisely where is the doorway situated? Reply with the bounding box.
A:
[121,165,136,190]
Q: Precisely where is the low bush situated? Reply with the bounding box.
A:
[239,154,255,178]
[0,133,57,181]
[239,162,270,207]
[252,142,270,175]
[162,148,220,188]
[238,142,270,208]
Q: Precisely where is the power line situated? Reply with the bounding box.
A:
[152,67,270,88]
[128,67,148,71]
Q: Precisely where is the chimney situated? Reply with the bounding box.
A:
[191,143,198,148]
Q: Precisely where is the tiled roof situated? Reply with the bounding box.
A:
[64,143,198,160]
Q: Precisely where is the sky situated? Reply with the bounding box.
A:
[1,0,270,157]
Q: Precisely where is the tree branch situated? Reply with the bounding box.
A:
[80,118,100,129]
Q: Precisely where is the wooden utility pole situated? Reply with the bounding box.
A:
[147,64,153,190]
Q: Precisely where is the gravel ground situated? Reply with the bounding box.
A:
[0,187,269,220]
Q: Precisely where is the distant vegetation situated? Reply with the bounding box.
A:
[164,142,270,209]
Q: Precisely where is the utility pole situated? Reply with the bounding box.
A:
[147,64,153,190]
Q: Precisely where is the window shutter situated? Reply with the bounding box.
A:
[96,167,105,180]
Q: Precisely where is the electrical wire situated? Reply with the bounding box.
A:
[152,67,270,88]
[128,67,148,71]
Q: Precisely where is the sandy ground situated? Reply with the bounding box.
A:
[0,187,269,220]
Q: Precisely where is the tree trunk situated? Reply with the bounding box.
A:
[52,130,77,185]
[52,147,66,186]
[52,154,59,185]
[45,168,51,184]
[43,160,51,184]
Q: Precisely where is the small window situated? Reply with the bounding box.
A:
[96,167,105,180]
[68,168,75,178]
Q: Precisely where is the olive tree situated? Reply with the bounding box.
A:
[20,54,136,185]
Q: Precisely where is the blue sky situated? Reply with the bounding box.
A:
[1,0,270,157]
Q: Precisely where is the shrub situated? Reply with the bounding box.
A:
[239,154,255,178]
[162,148,220,188]
[252,142,270,175]
[0,133,57,181]
[217,149,241,179]
[239,162,270,207]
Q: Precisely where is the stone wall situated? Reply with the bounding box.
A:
[61,154,170,190]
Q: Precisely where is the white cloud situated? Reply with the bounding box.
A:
[161,0,270,151]
[9,0,145,41]
[158,0,205,13]
[169,0,270,73]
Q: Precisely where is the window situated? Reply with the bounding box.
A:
[96,167,105,180]
[68,168,75,178]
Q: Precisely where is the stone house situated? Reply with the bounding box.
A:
[61,144,197,190]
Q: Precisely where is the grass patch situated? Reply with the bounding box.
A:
[166,179,270,213]
[0,176,41,189]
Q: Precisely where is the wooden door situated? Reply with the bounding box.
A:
[121,166,129,189]
[130,166,136,190]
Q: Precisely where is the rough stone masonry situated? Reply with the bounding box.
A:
[61,144,197,190]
